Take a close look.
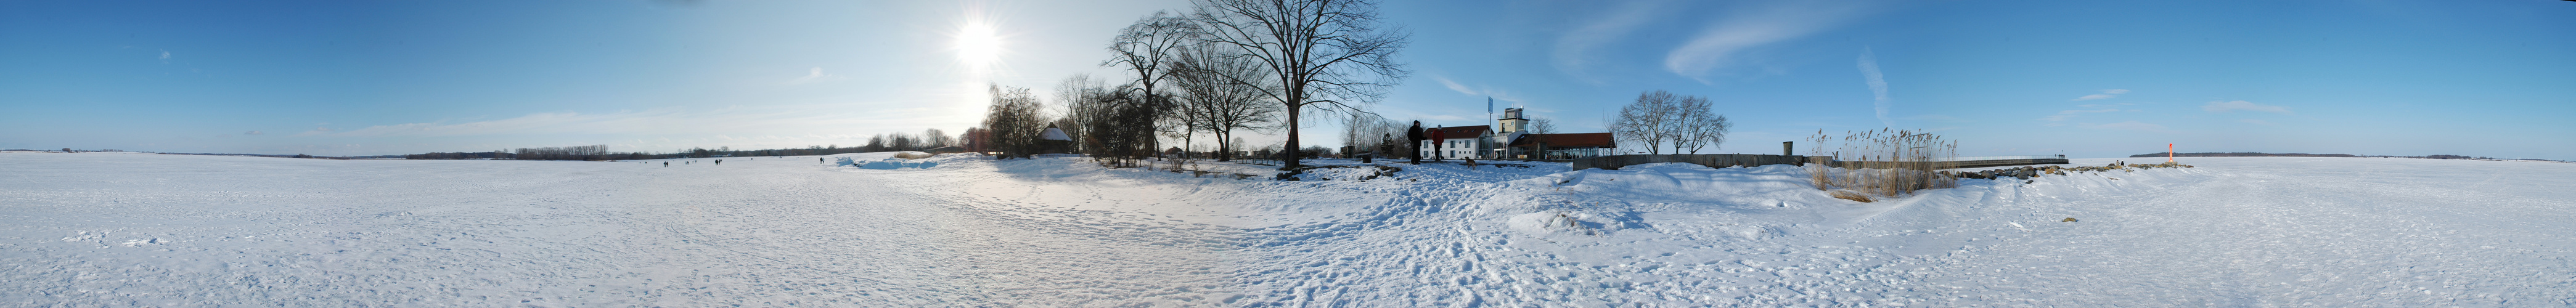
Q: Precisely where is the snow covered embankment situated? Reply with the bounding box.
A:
[1221,158,2576,306]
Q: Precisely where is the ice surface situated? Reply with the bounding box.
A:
[3,152,2570,306]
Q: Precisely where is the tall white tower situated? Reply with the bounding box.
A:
[1497,107,1528,134]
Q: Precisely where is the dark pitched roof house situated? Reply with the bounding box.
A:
[1509,132,1617,148]
[1427,126,1490,139]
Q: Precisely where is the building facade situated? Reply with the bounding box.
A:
[1419,125,1491,160]
[1418,107,1619,160]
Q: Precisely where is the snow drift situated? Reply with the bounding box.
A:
[3,152,2569,306]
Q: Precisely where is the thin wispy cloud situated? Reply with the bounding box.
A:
[2082,120,2169,132]
[2040,108,2120,123]
[1433,76,1525,105]
[1550,1,1667,81]
[1857,47,1892,128]
[2202,100,2292,114]
[295,127,334,136]
[1664,1,1867,81]
[2239,119,2276,125]
[158,50,171,63]
[2071,89,2129,100]
[243,131,263,135]
[789,67,839,85]
[1437,77,1474,95]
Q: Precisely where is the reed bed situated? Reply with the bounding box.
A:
[1806,129,1959,200]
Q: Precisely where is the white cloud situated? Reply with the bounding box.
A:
[295,127,335,136]
[2071,89,2129,101]
[158,50,171,63]
[1664,2,1867,80]
[2040,108,2120,122]
[1857,47,1892,128]
[1431,76,1526,105]
[2082,120,2169,132]
[2202,100,2292,114]
[1436,77,1475,95]
[1551,1,1667,81]
[789,67,840,85]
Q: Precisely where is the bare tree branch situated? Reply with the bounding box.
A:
[1188,0,1409,170]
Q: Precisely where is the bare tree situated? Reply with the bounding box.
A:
[1083,86,1165,166]
[1609,90,1683,155]
[1105,10,1196,115]
[1189,0,1409,170]
[982,84,1048,158]
[923,128,951,148]
[1679,113,1730,155]
[1106,11,1199,163]
[1168,44,1280,161]
[1667,94,1727,154]
[1523,117,1556,159]
[1339,112,1387,158]
[1053,75,1110,153]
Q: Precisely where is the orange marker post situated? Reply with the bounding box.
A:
[2168,144,2175,163]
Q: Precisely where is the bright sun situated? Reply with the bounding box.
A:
[954,22,1002,68]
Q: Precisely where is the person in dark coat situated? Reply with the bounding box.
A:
[1406,121,1425,164]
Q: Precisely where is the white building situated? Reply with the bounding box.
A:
[1419,125,1489,160]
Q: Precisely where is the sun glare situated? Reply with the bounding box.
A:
[955,22,1002,68]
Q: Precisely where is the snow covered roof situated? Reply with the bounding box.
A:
[1039,128,1072,141]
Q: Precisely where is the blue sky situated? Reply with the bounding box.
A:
[4,1,2570,160]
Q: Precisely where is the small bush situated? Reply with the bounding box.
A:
[1829,190,1875,203]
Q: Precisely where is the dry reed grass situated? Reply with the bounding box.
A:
[1828,190,1875,203]
[1806,129,1959,201]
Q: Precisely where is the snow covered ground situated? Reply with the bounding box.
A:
[3,152,2570,306]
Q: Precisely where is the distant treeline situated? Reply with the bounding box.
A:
[2130,152,2493,160]
[406,145,658,161]
[402,131,961,161]
[160,152,402,160]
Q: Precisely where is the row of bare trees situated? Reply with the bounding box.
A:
[1608,90,1733,155]
[404,131,970,161]
[861,129,953,153]
[1336,113,1414,160]
[978,0,1409,170]
[409,144,655,160]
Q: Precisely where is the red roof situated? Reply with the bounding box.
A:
[1428,126,1489,139]
[1510,132,1616,148]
